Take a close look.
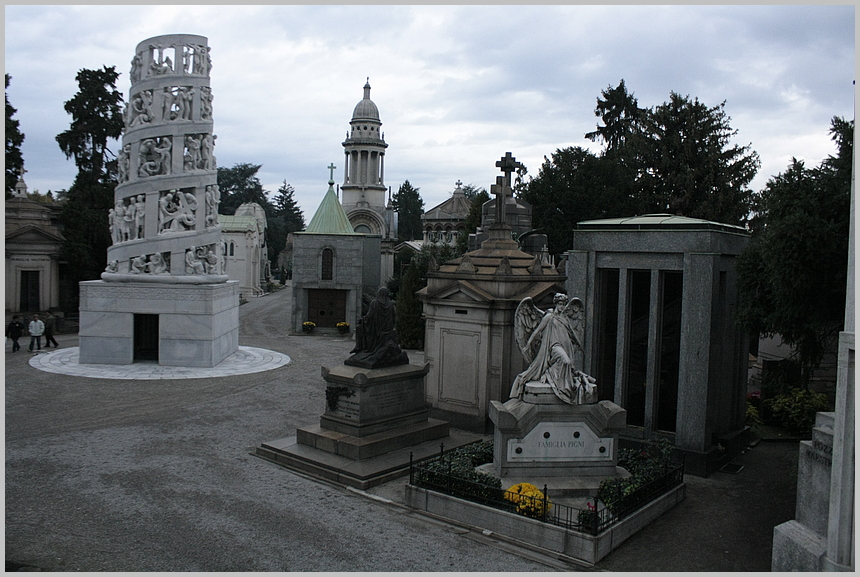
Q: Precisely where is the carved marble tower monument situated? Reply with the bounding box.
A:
[78,34,239,367]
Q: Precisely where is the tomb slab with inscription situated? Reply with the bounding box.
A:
[490,382,627,480]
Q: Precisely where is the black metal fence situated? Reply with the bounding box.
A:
[409,450,684,536]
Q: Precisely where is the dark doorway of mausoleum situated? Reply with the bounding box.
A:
[134,314,159,361]
[20,270,40,312]
[308,289,347,328]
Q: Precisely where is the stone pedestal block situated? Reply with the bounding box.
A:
[319,363,429,436]
[78,280,239,367]
[490,384,627,479]
[257,363,479,489]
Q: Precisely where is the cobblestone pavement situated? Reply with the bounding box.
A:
[5,284,799,571]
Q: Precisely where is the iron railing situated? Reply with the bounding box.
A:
[409,446,684,535]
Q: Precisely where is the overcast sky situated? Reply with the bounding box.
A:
[5,5,855,221]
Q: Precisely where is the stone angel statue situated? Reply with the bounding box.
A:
[510,293,597,405]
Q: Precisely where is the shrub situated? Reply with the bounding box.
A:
[597,439,676,514]
[413,441,502,502]
[745,401,762,427]
[765,388,829,432]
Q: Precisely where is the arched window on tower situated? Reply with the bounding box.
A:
[229,241,235,256]
[321,248,334,280]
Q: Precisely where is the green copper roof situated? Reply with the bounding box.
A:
[303,183,359,235]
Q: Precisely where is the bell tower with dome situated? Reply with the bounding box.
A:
[341,79,389,236]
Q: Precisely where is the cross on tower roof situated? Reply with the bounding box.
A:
[455,179,463,189]
[495,152,522,189]
[327,163,337,183]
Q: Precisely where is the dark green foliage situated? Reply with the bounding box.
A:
[395,243,462,349]
[737,117,852,383]
[521,147,634,256]
[393,180,424,241]
[268,180,305,263]
[5,74,25,196]
[217,163,270,215]
[56,66,124,180]
[526,80,760,258]
[597,439,675,513]
[55,66,125,305]
[413,441,502,503]
[455,188,489,254]
[765,389,830,432]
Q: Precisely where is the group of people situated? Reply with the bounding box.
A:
[5,313,59,353]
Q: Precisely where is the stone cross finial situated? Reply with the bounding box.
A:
[490,175,508,225]
[327,163,337,183]
[17,166,27,179]
[455,179,463,189]
[495,152,522,190]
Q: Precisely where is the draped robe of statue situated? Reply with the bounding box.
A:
[346,287,409,369]
[510,294,597,405]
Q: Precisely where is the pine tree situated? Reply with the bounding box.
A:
[55,66,125,309]
[5,74,25,196]
[393,180,424,241]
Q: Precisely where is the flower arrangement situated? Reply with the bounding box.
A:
[302,321,315,333]
[336,321,350,333]
[504,482,552,518]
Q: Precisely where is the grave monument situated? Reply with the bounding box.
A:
[420,153,566,432]
[258,288,479,489]
[78,34,239,366]
[488,293,628,493]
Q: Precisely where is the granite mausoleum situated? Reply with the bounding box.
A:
[78,34,239,367]
[566,214,751,476]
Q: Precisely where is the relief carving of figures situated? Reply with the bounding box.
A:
[135,194,146,239]
[108,207,116,244]
[182,45,194,74]
[147,252,169,274]
[148,45,173,76]
[105,260,119,273]
[200,134,216,170]
[112,201,127,243]
[510,294,597,405]
[159,190,196,234]
[200,86,213,120]
[196,245,220,274]
[130,255,147,273]
[191,45,211,76]
[117,144,131,183]
[130,90,154,127]
[183,135,201,171]
[139,137,172,177]
[130,53,142,84]
[163,86,194,121]
[185,248,205,274]
[205,184,220,227]
[124,197,137,240]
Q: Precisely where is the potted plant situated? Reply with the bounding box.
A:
[302,321,315,333]
[336,321,350,334]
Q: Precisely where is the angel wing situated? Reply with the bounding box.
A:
[559,297,585,351]
[515,297,545,364]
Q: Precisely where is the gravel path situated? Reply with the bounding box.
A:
[5,285,550,572]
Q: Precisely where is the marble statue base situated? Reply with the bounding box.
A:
[489,383,628,480]
[256,363,482,489]
[77,279,239,367]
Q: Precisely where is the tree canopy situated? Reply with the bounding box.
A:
[736,117,853,383]
[55,66,125,308]
[456,187,490,253]
[5,74,25,196]
[267,180,305,264]
[393,180,424,241]
[217,163,271,215]
[524,80,761,257]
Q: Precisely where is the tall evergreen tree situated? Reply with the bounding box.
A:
[632,92,760,224]
[5,74,25,196]
[737,117,853,383]
[55,66,125,308]
[393,180,424,240]
[455,188,490,254]
[585,79,644,157]
[217,163,270,215]
[268,180,305,264]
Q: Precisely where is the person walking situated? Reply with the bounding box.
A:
[43,313,59,348]
[6,315,24,352]
[28,314,45,352]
